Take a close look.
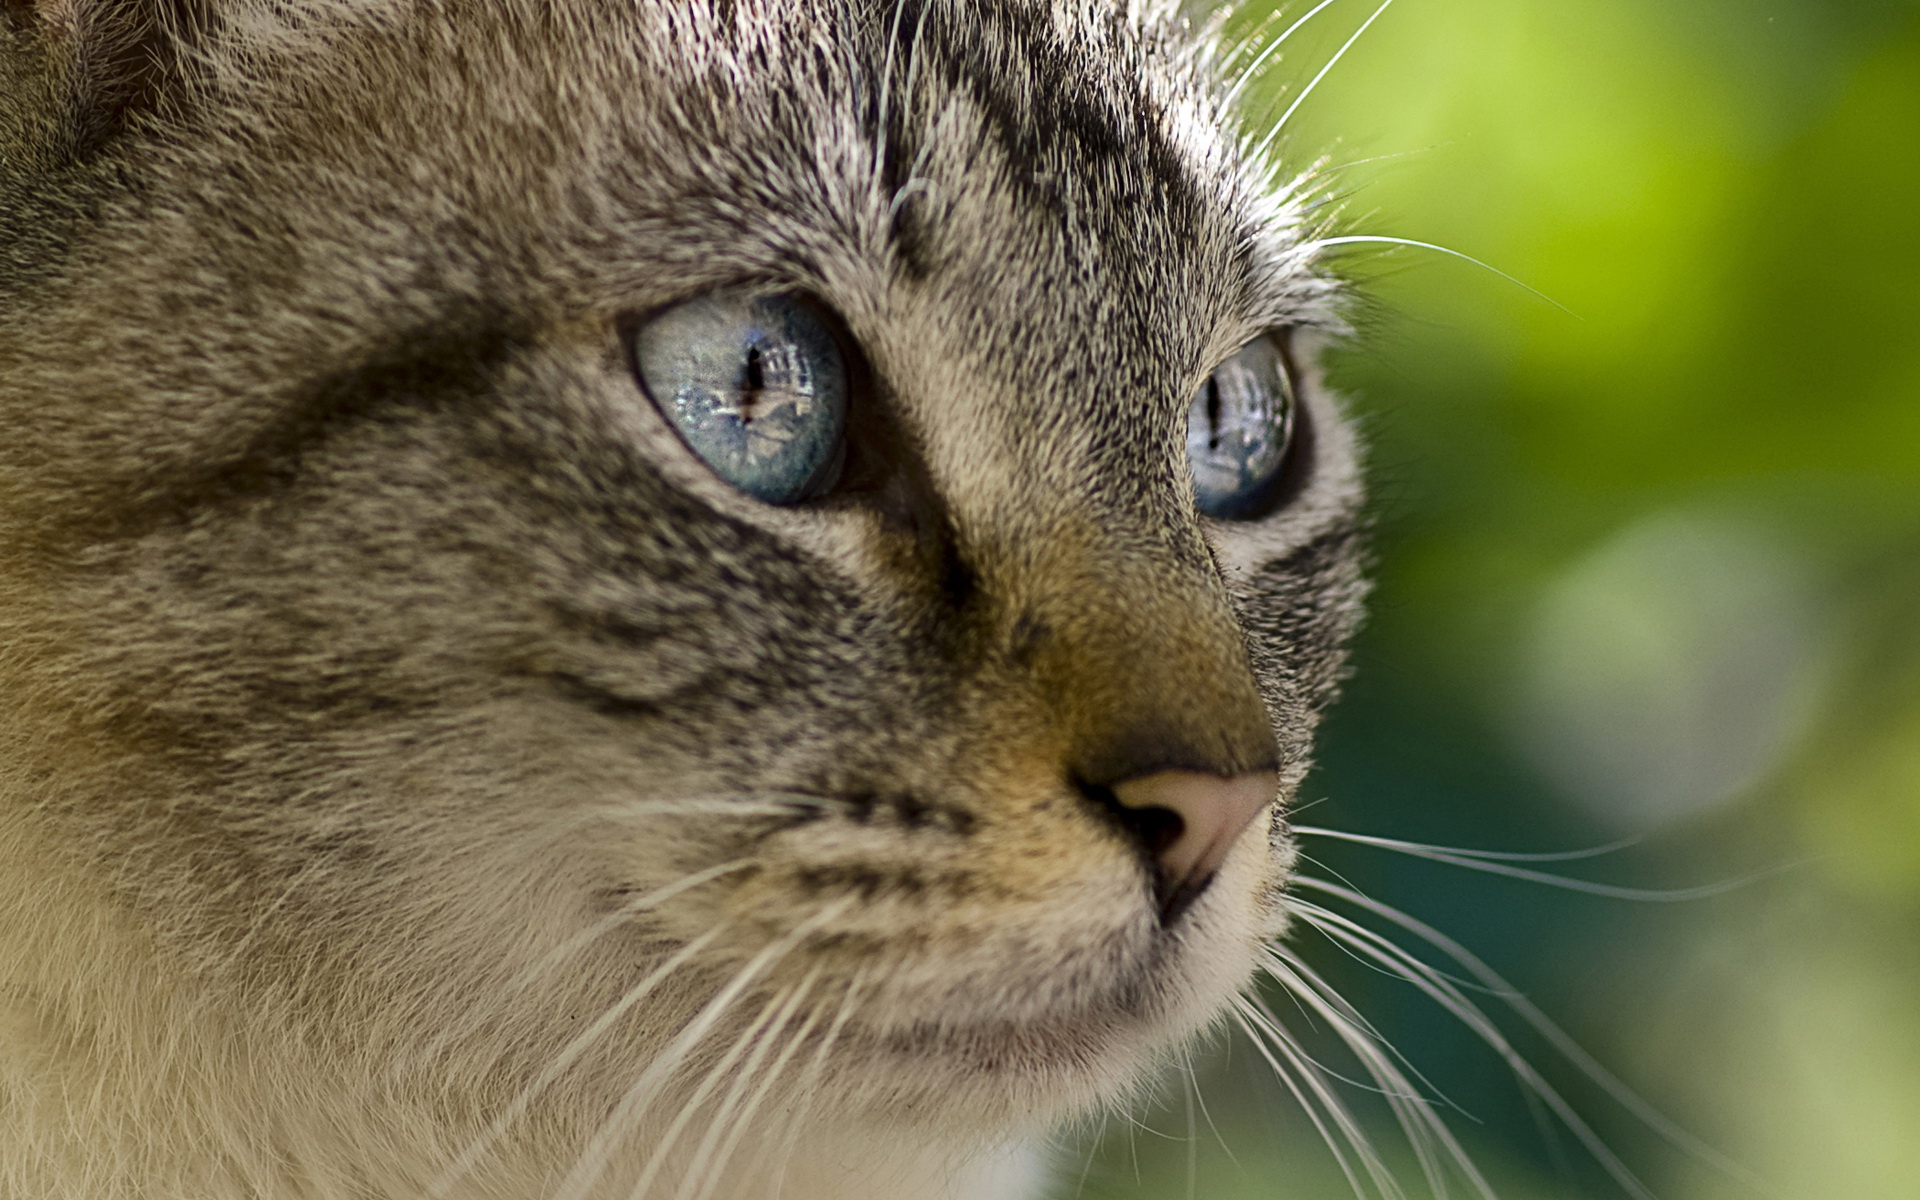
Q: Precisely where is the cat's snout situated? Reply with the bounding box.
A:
[1108,769,1277,922]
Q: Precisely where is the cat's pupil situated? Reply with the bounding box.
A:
[742,343,764,417]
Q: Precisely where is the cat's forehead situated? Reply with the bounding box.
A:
[205,0,1328,361]
[638,0,1330,344]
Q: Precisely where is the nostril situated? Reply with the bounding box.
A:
[1082,782,1186,864]
[1088,769,1278,924]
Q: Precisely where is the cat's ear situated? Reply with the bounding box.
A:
[2,0,212,157]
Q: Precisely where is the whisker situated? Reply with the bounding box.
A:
[1071,1107,1106,1199]
[1185,1040,1239,1168]
[1264,927,1470,1108]
[424,925,727,1200]
[899,0,938,128]
[758,967,872,1200]
[1257,0,1397,155]
[590,796,828,820]
[1324,143,1451,174]
[1295,826,1644,864]
[500,859,757,1001]
[1231,1003,1385,1200]
[1250,981,1437,1109]
[682,972,828,1200]
[1289,895,1502,999]
[1263,946,1498,1200]
[674,966,823,1200]
[868,0,910,212]
[1520,1082,1580,1187]
[1223,0,1347,108]
[1235,996,1403,1200]
[1217,7,1288,76]
[1294,828,1752,900]
[1292,879,1660,1200]
[1249,995,1427,1101]
[887,176,934,221]
[1287,793,1338,818]
[1182,1055,1198,1200]
[1297,234,1576,314]
[552,897,851,1200]
[630,982,801,1200]
[1297,875,1766,1194]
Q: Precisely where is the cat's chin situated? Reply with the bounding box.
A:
[783,843,1292,1135]
[817,975,1248,1139]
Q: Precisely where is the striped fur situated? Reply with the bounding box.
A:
[0,1,1366,1196]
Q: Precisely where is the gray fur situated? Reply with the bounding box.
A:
[0,1,1367,1196]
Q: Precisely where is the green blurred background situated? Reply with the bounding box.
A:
[1067,1,1920,1197]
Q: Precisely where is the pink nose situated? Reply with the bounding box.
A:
[1111,769,1277,917]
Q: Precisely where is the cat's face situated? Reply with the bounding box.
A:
[0,0,1363,1168]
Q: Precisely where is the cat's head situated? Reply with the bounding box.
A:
[0,0,1364,1170]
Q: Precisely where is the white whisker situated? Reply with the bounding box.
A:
[1297,234,1575,313]
[758,967,872,1200]
[591,797,828,820]
[424,925,727,1200]
[1235,996,1402,1200]
[1185,1039,1238,1168]
[1218,7,1286,75]
[1249,985,1429,1105]
[1289,895,1493,998]
[869,0,911,212]
[683,980,826,1200]
[1296,826,1644,864]
[1263,946,1498,1200]
[1291,879,1659,1200]
[500,859,756,1001]
[1251,983,1421,1100]
[1231,1004,1377,1200]
[675,966,823,1200]
[1223,0,1347,108]
[1297,875,1764,1193]
[1294,827,1749,899]
[1324,144,1450,174]
[1181,1055,1198,1200]
[631,983,798,1200]
[887,176,934,221]
[1263,936,1463,1106]
[1257,0,1396,155]
[552,897,853,1200]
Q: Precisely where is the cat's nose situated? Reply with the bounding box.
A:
[1106,769,1277,921]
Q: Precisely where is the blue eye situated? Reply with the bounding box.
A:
[1186,335,1296,520]
[631,291,850,504]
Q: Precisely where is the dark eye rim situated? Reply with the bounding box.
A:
[1196,329,1314,523]
[617,290,876,507]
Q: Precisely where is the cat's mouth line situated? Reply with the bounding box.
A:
[616,808,1253,937]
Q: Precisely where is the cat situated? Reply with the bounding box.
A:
[0,1,1367,1197]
